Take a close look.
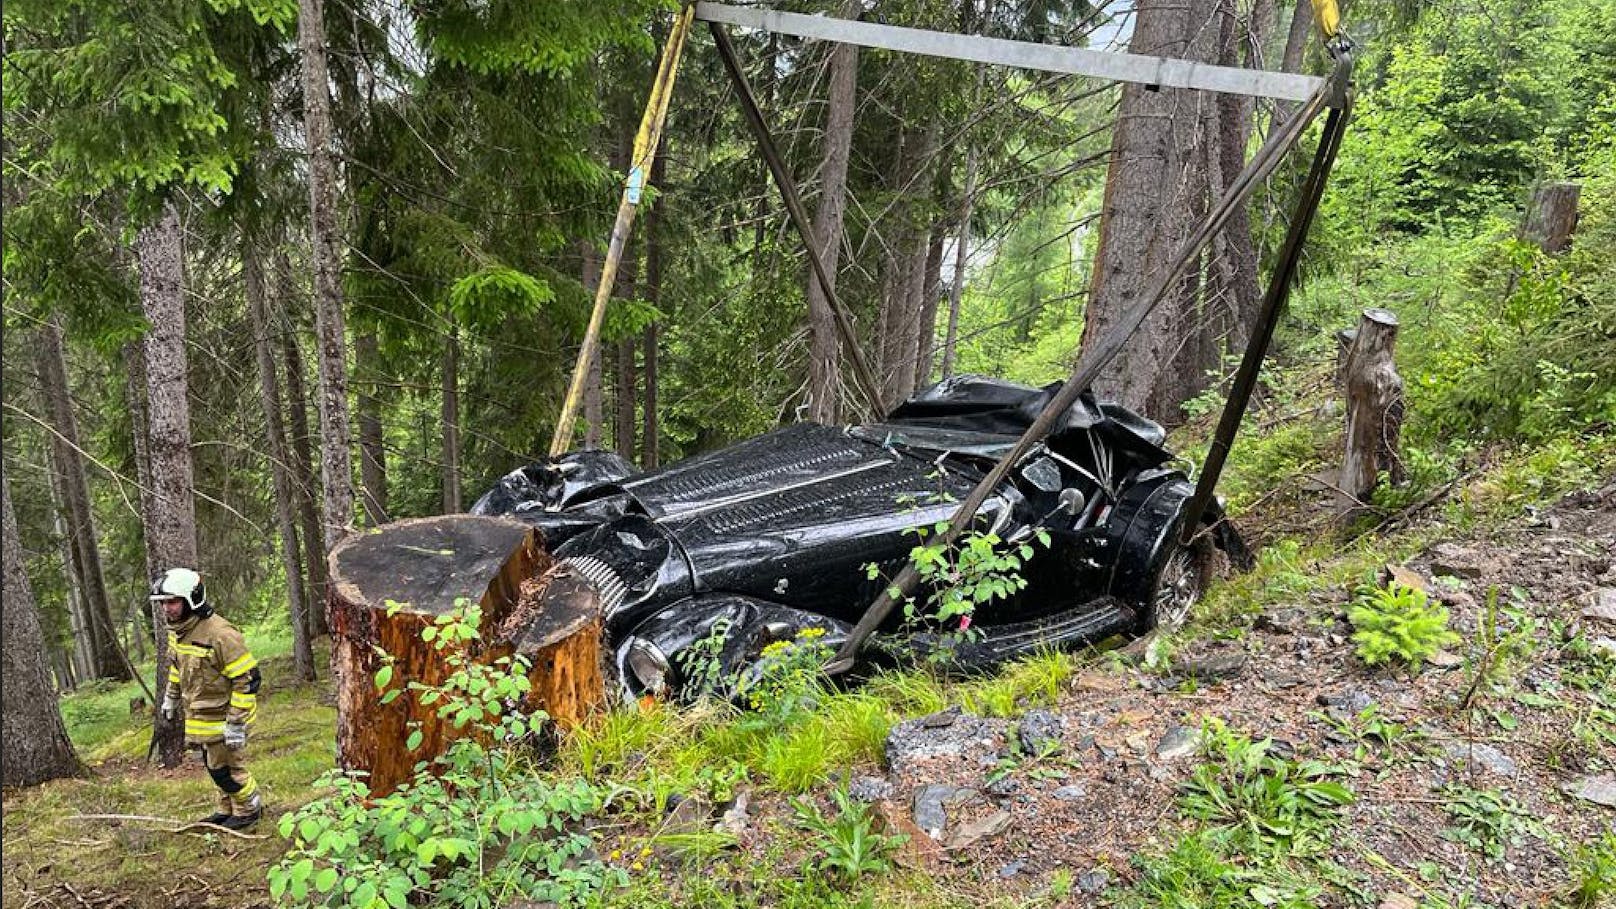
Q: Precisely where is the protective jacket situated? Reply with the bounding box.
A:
[164,611,260,744]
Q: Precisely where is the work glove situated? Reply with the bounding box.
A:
[161,694,181,722]
[224,721,248,751]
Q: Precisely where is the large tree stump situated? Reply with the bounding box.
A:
[1522,182,1580,253]
[327,515,605,796]
[1338,308,1404,516]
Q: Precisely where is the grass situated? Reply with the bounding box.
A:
[1,620,331,908]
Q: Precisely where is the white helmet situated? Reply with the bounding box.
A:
[150,567,206,612]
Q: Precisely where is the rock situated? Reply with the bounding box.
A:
[911,785,979,840]
[848,776,894,803]
[886,711,1005,776]
[1379,892,1420,909]
[1051,784,1088,802]
[1268,739,1298,761]
[1583,588,1616,624]
[1170,648,1248,682]
[985,776,1020,798]
[1155,726,1201,761]
[997,859,1026,878]
[1563,775,1616,808]
[1429,543,1485,580]
[662,793,712,836]
[1017,709,1065,756]
[1443,742,1517,777]
[714,790,750,838]
[1592,637,1616,659]
[1077,868,1110,895]
[1318,689,1375,720]
[1383,565,1428,593]
[1425,649,1465,669]
[1257,607,1309,635]
[922,706,962,728]
[945,809,1012,850]
[874,800,944,868]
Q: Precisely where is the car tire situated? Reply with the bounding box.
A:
[1141,524,1215,633]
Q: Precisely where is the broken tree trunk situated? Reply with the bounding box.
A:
[327,515,605,796]
[1522,182,1580,254]
[1338,308,1404,516]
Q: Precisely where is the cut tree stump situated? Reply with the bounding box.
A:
[327,515,605,796]
[1338,308,1404,517]
[1522,182,1580,254]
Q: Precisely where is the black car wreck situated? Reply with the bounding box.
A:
[472,375,1245,700]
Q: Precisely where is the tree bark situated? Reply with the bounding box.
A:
[581,246,604,448]
[940,144,978,379]
[36,313,129,681]
[355,331,389,525]
[46,472,94,685]
[804,34,859,424]
[441,322,462,513]
[1274,1,1313,120]
[246,243,317,682]
[3,476,86,788]
[136,203,194,768]
[1339,308,1404,515]
[327,516,604,796]
[1081,0,1224,419]
[277,312,329,638]
[612,234,640,461]
[1522,182,1580,254]
[641,154,666,469]
[299,0,355,553]
[913,227,946,392]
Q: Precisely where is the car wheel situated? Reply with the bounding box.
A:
[1144,533,1212,633]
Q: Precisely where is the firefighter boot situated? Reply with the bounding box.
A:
[220,792,262,830]
[200,791,232,826]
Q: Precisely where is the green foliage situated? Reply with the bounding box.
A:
[1565,830,1616,909]
[1440,785,1544,862]
[1179,722,1355,857]
[739,627,832,717]
[269,600,620,908]
[1348,582,1460,668]
[789,786,906,884]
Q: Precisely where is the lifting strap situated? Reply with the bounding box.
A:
[550,5,695,456]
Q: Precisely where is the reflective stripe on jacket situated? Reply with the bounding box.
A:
[162,613,258,743]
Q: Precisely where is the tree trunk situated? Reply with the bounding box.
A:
[1081,0,1224,419]
[441,322,462,513]
[1339,308,1404,516]
[136,203,194,768]
[36,313,129,681]
[47,474,94,685]
[300,0,355,553]
[804,34,859,424]
[581,246,604,448]
[941,144,978,379]
[327,516,604,796]
[246,243,317,683]
[612,236,639,461]
[913,228,946,392]
[1522,182,1580,254]
[356,331,389,525]
[3,477,85,788]
[273,265,331,638]
[641,152,666,469]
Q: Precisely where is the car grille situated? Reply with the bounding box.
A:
[561,555,628,616]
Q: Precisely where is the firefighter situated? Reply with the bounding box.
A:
[154,567,263,829]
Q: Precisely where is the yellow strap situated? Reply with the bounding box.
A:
[222,653,258,677]
[167,667,181,683]
[186,719,226,735]
[1310,0,1341,39]
[230,692,257,709]
[236,775,258,799]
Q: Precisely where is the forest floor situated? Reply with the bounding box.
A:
[3,450,1614,909]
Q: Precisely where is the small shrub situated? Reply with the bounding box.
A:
[1441,785,1543,861]
[789,786,906,884]
[1566,830,1616,909]
[1179,721,1355,856]
[1348,582,1460,667]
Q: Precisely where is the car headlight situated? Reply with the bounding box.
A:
[624,637,672,696]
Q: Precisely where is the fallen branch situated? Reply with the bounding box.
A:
[66,813,268,841]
